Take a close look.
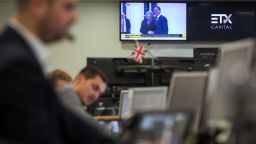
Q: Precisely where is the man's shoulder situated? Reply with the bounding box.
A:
[56,87,76,96]
[126,18,130,22]
[0,26,29,51]
[56,88,81,104]
[55,88,93,119]
[141,19,147,24]
[0,27,34,69]
[160,15,168,21]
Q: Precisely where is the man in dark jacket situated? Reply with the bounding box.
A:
[121,12,131,34]
[0,0,115,143]
[153,6,168,34]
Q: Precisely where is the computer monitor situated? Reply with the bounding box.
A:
[167,71,208,132]
[119,90,133,119]
[206,38,254,124]
[130,87,168,114]
[119,87,168,119]
[97,119,123,136]
[127,111,192,144]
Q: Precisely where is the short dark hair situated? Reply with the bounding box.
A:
[49,69,72,85]
[154,6,161,11]
[16,0,29,9]
[79,65,108,84]
[16,0,52,9]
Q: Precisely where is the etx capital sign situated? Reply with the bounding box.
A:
[210,14,232,30]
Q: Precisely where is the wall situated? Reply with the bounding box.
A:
[49,2,132,78]
[0,1,220,78]
[0,1,15,29]
[49,2,220,78]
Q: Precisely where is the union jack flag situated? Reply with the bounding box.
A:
[130,42,147,64]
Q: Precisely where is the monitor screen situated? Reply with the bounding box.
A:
[120,2,187,41]
[130,87,168,113]
[167,71,208,132]
[130,112,191,144]
[206,38,254,122]
[97,120,123,135]
[119,87,168,119]
[119,90,132,119]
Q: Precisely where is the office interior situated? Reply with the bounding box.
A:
[1,0,256,144]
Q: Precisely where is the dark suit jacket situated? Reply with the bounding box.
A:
[0,26,115,144]
[155,15,168,34]
[140,19,156,34]
[121,18,131,34]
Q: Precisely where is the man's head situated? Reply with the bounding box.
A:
[16,0,79,43]
[72,65,107,106]
[49,69,72,88]
[153,6,161,16]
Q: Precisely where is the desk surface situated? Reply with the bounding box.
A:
[94,115,120,120]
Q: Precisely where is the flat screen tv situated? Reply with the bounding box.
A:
[120,2,187,41]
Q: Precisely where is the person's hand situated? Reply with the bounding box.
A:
[148,31,154,34]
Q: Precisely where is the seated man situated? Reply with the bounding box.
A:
[49,69,72,89]
[56,65,107,120]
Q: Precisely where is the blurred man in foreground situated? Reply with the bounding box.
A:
[0,0,115,143]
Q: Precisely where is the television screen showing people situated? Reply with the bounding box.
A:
[120,2,187,41]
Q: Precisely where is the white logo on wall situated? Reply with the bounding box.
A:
[211,14,232,30]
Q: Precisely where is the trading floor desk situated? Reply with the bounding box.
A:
[95,115,120,121]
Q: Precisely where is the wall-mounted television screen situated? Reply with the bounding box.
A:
[120,2,187,41]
